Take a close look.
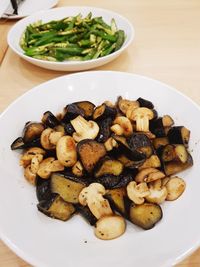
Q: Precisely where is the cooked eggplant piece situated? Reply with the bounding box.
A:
[112,135,146,162]
[97,117,112,143]
[37,194,75,221]
[42,111,60,128]
[129,203,163,230]
[11,137,41,150]
[62,104,85,123]
[76,204,97,226]
[159,144,189,163]
[167,126,190,147]
[128,133,154,158]
[95,157,123,178]
[137,97,154,109]
[105,188,127,215]
[93,103,117,121]
[95,174,121,189]
[51,172,87,203]
[164,153,193,176]
[77,139,106,173]
[36,177,52,201]
[23,122,45,143]
[117,154,145,169]
[63,122,75,135]
[113,171,137,188]
[150,115,174,137]
[74,101,95,118]
[153,137,169,149]
[139,155,161,169]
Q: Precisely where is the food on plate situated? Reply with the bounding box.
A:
[11,96,193,240]
[20,13,125,62]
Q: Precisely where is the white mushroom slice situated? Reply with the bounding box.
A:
[24,165,37,185]
[95,215,126,240]
[71,115,99,142]
[37,157,64,179]
[49,131,64,145]
[135,168,165,183]
[79,183,113,219]
[40,128,55,150]
[56,136,77,167]
[110,124,124,136]
[127,181,149,204]
[126,107,154,132]
[165,176,186,201]
[145,179,167,204]
[30,154,43,174]
[104,137,118,151]
[111,116,133,137]
[20,147,46,167]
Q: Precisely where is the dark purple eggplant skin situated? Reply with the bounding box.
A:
[95,174,121,189]
[63,122,75,135]
[10,137,41,150]
[137,97,154,109]
[42,111,60,128]
[62,104,84,123]
[36,177,52,202]
[150,118,165,137]
[128,133,152,150]
[52,171,90,186]
[93,104,117,121]
[113,170,137,188]
[167,126,189,146]
[76,204,97,226]
[96,117,112,143]
[37,193,58,215]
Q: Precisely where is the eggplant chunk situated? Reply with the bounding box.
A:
[95,158,123,178]
[150,116,173,137]
[160,144,188,163]
[95,174,121,189]
[36,177,52,201]
[153,137,169,149]
[117,96,139,115]
[51,173,87,203]
[77,139,106,173]
[63,122,75,135]
[93,103,117,121]
[137,97,154,109]
[37,194,75,221]
[105,188,127,215]
[74,101,95,118]
[113,171,137,188]
[117,154,145,169]
[23,122,45,143]
[139,155,161,169]
[76,204,97,226]
[164,153,193,176]
[42,111,60,128]
[97,117,112,143]
[128,133,154,158]
[167,126,190,147]
[62,103,85,122]
[129,203,163,230]
[11,137,41,150]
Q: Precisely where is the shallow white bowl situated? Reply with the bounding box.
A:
[7,7,134,71]
[0,71,200,267]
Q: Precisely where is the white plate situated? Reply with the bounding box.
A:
[7,7,134,71]
[0,71,200,267]
[2,0,59,19]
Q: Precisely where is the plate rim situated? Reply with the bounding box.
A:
[0,70,200,267]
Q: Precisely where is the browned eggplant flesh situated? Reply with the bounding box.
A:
[11,95,193,239]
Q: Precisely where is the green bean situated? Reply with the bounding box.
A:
[21,13,126,62]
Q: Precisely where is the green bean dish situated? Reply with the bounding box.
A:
[20,13,125,62]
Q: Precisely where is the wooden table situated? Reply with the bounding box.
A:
[0,0,200,266]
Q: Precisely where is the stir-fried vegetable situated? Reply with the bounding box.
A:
[20,13,125,62]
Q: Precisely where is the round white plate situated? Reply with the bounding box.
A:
[0,71,200,267]
[3,0,59,19]
[7,7,134,71]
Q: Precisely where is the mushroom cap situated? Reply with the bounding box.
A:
[132,107,154,120]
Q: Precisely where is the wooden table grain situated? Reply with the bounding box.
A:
[0,0,200,266]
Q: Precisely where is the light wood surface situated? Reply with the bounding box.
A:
[0,0,200,266]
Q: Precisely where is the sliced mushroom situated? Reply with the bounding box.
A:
[117,96,139,115]
[95,215,126,240]
[24,165,37,185]
[56,136,77,167]
[145,179,168,204]
[70,115,99,142]
[126,107,154,132]
[37,157,64,179]
[41,128,64,150]
[165,176,186,201]
[135,168,165,183]
[111,116,133,137]
[127,181,149,204]
[79,183,113,219]
[104,137,118,151]
[20,147,46,167]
